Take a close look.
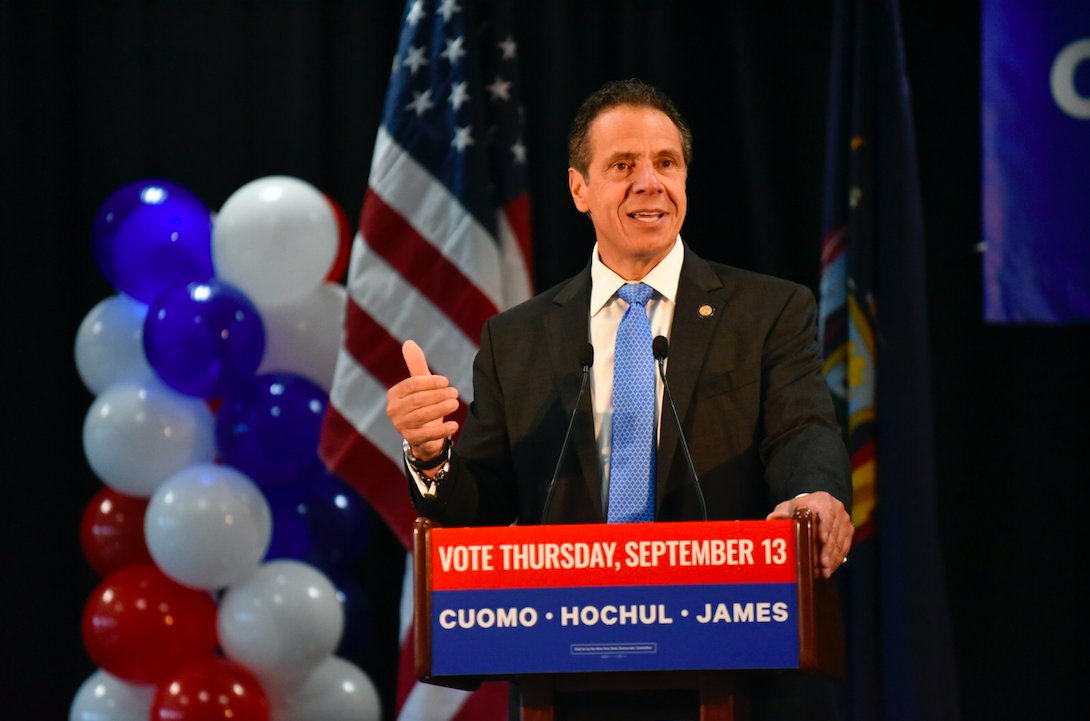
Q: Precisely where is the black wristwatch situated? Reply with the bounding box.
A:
[402,437,452,471]
[403,438,452,499]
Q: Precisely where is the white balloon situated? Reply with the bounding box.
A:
[218,559,344,688]
[267,656,381,721]
[82,376,216,497]
[213,176,338,307]
[74,294,152,395]
[145,463,271,590]
[69,669,154,721]
[257,282,347,391]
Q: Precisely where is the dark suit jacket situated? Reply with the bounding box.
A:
[411,244,850,526]
[408,245,849,720]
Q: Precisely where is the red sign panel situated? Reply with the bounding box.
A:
[430,519,797,590]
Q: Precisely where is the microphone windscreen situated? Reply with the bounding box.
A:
[580,342,594,369]
[652,335,669,361]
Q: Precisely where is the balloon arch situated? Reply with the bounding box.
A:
[71,177,381,721]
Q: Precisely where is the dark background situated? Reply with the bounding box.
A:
[4,1,1087,719]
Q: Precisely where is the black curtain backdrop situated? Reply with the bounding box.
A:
[4,1,1087,719]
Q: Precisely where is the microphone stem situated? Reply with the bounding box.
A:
[658,358,708,521]
[541,363,590,524]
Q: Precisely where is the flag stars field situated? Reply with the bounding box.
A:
[438,0,461,22]
[498,35,517,59]
[406,0,427,26]
[402,46,428,74]
[406,90,435,117]
[449,81,470,110]
[442,36,467,64]
[451,127,474,152]
[487,77,511,101]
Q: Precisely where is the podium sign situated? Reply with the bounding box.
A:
[417,519,808,677]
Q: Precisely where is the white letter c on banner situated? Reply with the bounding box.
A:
[1050,38,1090,119]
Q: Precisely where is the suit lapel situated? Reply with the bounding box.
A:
[655,247,726,514]
[539,249,726,521]
[543,266,603,520]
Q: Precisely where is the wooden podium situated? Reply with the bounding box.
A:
[412,511,843,721]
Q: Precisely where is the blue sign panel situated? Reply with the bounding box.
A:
[430,583,800,676]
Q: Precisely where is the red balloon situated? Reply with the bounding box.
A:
[82,564,218,685]
[79,486,153,577]
[323,193,352,283]
[152,657,269,721]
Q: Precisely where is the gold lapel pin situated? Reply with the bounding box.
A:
[698,304,716,318]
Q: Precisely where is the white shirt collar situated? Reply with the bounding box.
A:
[589,236,684,316]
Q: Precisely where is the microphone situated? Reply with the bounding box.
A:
[653,335,708,521]
[540,343,594,524]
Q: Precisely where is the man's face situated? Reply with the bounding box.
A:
[568,105,688,279]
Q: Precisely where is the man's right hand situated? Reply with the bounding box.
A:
[386,340,461,462]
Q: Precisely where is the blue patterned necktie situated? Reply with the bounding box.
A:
[608,282,656,523]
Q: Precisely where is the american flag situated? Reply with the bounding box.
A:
[319,0,531,719]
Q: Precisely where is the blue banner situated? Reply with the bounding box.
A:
[982,1,1090,323]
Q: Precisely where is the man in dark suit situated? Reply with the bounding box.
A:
[388,78,852,721]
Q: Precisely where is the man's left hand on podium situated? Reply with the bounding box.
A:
[766,492,853,579]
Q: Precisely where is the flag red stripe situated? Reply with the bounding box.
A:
[361,188,499,343]
[342,299,416,390]
[504,194,534,280]
[821,226,846,267]
[851,438,875,468]
[821,308,847,352]
[395,624,418,714]
[453,682,510,721]
[318,406,418,550]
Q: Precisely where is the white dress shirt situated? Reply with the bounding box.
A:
[589,236,683,508]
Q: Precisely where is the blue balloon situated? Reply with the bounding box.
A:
[263,484,312,561]
[263,468,372,572]
[215,372,328,488]
[92,179,215,303]
[143,279,266,398]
